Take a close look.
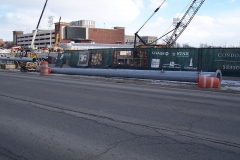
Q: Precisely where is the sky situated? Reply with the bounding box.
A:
[0,0,240,47]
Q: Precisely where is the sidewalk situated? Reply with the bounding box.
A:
[222,76,240,86]
[222,76,240,81]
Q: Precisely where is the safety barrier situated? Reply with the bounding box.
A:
[198,76,220,88]
[48,67,51,74]
[40,61,49,75]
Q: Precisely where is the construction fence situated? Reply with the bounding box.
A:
[55,48,240,77]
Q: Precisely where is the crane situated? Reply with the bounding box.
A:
[133,0,166,48]
[136,0,205,48]
[54,17,61,50]
[52,16,63,52]
[16,0,48,71]
[29,0,48,51]
[159,0,205,47]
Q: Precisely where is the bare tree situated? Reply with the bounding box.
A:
[199,43,209,48]
[182,43,190,48]
[3,41,14,49]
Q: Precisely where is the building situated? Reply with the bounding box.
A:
[64,26,125,44]
[125,35,158,45]
[69,20,95,28]
[13,20,157,49]
[62,20,125,44]
[13,31,24,46]
[12,21,69,49]
[0,39,4,46]
[13,30,56,49]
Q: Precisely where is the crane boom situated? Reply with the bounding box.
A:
[54,16,61,48]
[165,0,205,47]
[134,0,166,48]
[30,0,48,50]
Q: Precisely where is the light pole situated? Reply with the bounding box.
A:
[48,16,53,48]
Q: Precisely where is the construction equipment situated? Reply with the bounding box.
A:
[48,16,63,53]
[53,16,63,52]
[134,0,166,48]
[29,0,48,52]
[47,16,63,64]
[0,46,22,69]
[134,0,205,48]
[11,46,23,53]
[161,0,206,47]
[17,0,48,71]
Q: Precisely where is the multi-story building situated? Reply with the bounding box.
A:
[13,30,56,49]
[63,26,125,44]
[13,20,157,49]
[62,20,125,44]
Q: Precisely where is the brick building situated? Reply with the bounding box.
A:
[13,31,24,46]
[13,20,157,49]
[61,20,125,44]
[63,26,125,44]
[0,39,4,46]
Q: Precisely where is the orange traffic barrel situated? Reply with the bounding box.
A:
[48,67,51,74]
[40,60,49,75]
[198,76,220,88]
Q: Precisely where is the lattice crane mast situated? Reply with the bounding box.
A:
[54,17,61,48]
[164,0,205,47]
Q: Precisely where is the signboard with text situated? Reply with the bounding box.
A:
[150,48,199,71]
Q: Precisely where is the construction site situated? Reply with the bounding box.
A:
[0,0,239,78]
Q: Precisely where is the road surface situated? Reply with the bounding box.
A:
[0,70,240,160]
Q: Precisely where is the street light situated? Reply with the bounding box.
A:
[48,16,53,47]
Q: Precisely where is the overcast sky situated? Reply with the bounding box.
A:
[0,0,240,47]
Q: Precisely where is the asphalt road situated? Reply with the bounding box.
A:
[0,70,240,160]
